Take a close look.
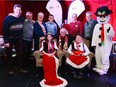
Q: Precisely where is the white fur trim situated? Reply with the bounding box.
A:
[53,56,59,75]
[66,56,90,68]
[40,56,68,87]
[53,56,59,70]
[40,76,68,87]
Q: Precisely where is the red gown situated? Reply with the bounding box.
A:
[42,54,63,86]
[67,50,89,69]
[39,41,68,87]
[69,50,87,65]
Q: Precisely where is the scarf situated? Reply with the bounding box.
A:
[39,22,46,35]
[59,35,68,50]
[101,24,104,45]
[48,41,54,53]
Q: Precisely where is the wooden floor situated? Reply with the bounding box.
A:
[0,57,116,87]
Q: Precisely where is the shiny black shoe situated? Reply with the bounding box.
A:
[19,68,28,74]
[8,70,14,76]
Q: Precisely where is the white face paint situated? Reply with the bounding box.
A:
[97,15,110,24]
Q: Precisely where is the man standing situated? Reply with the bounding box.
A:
[22,11,34,72]
[2,4,24,75]
[69,13,82,42]
[45,14,57,38]
[83,11,97,52]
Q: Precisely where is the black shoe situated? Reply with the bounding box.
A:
[72,71,78,79]
[8,70,14,76]
[83,74,90,78]
[19,68,28,74]
[36,73,39,78]
[77,75,83,79]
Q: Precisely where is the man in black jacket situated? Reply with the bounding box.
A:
[2,4,26,75]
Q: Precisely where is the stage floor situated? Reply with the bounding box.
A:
[0,58,116,87]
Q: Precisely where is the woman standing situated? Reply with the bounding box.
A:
[33,12,47,51]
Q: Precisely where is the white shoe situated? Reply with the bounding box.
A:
[96,69,107,75]
[98,71,107,75]
[98,70,107,75]
[93,68,99,72]
[93,68,107,75]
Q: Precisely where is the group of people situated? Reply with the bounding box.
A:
[2,4,115,87]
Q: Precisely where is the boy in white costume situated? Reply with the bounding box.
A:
[92,6,115,75]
